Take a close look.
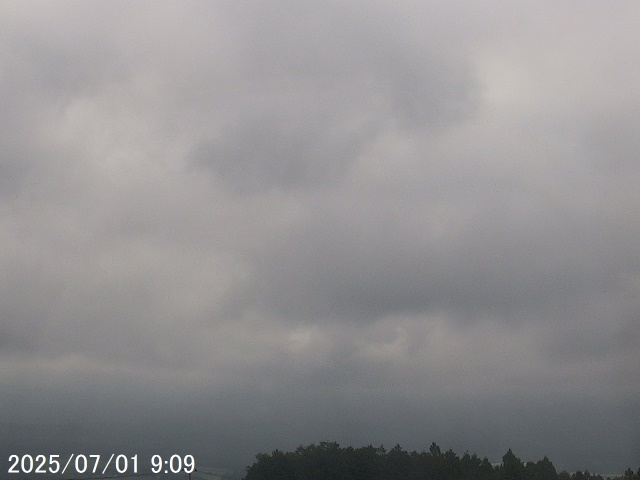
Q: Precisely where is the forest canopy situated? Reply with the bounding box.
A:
[243,442,640,480]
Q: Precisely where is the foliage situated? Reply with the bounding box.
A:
[244,442,640,480]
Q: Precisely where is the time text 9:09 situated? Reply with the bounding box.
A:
[151,454,196,474]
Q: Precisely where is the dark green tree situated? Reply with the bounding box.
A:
[297,442,348,480]
[558,470,571,480]
[245,450,298,480]
[537,456,559,480]
[383,444,412,480]
[500,449,524,480]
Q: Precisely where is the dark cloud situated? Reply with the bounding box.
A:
[186,0,477,193]
[191,92,374,192]
[0,1,639,475]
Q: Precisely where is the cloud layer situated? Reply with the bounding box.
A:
[1,1,639,474]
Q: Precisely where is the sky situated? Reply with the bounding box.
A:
[1,0,639,476]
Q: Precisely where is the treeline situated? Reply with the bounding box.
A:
[244,441,640,480]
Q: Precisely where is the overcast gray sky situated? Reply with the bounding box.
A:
[1,0,639,475]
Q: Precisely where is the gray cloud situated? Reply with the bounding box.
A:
[190,1,476,193]
[0,0,639,475]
